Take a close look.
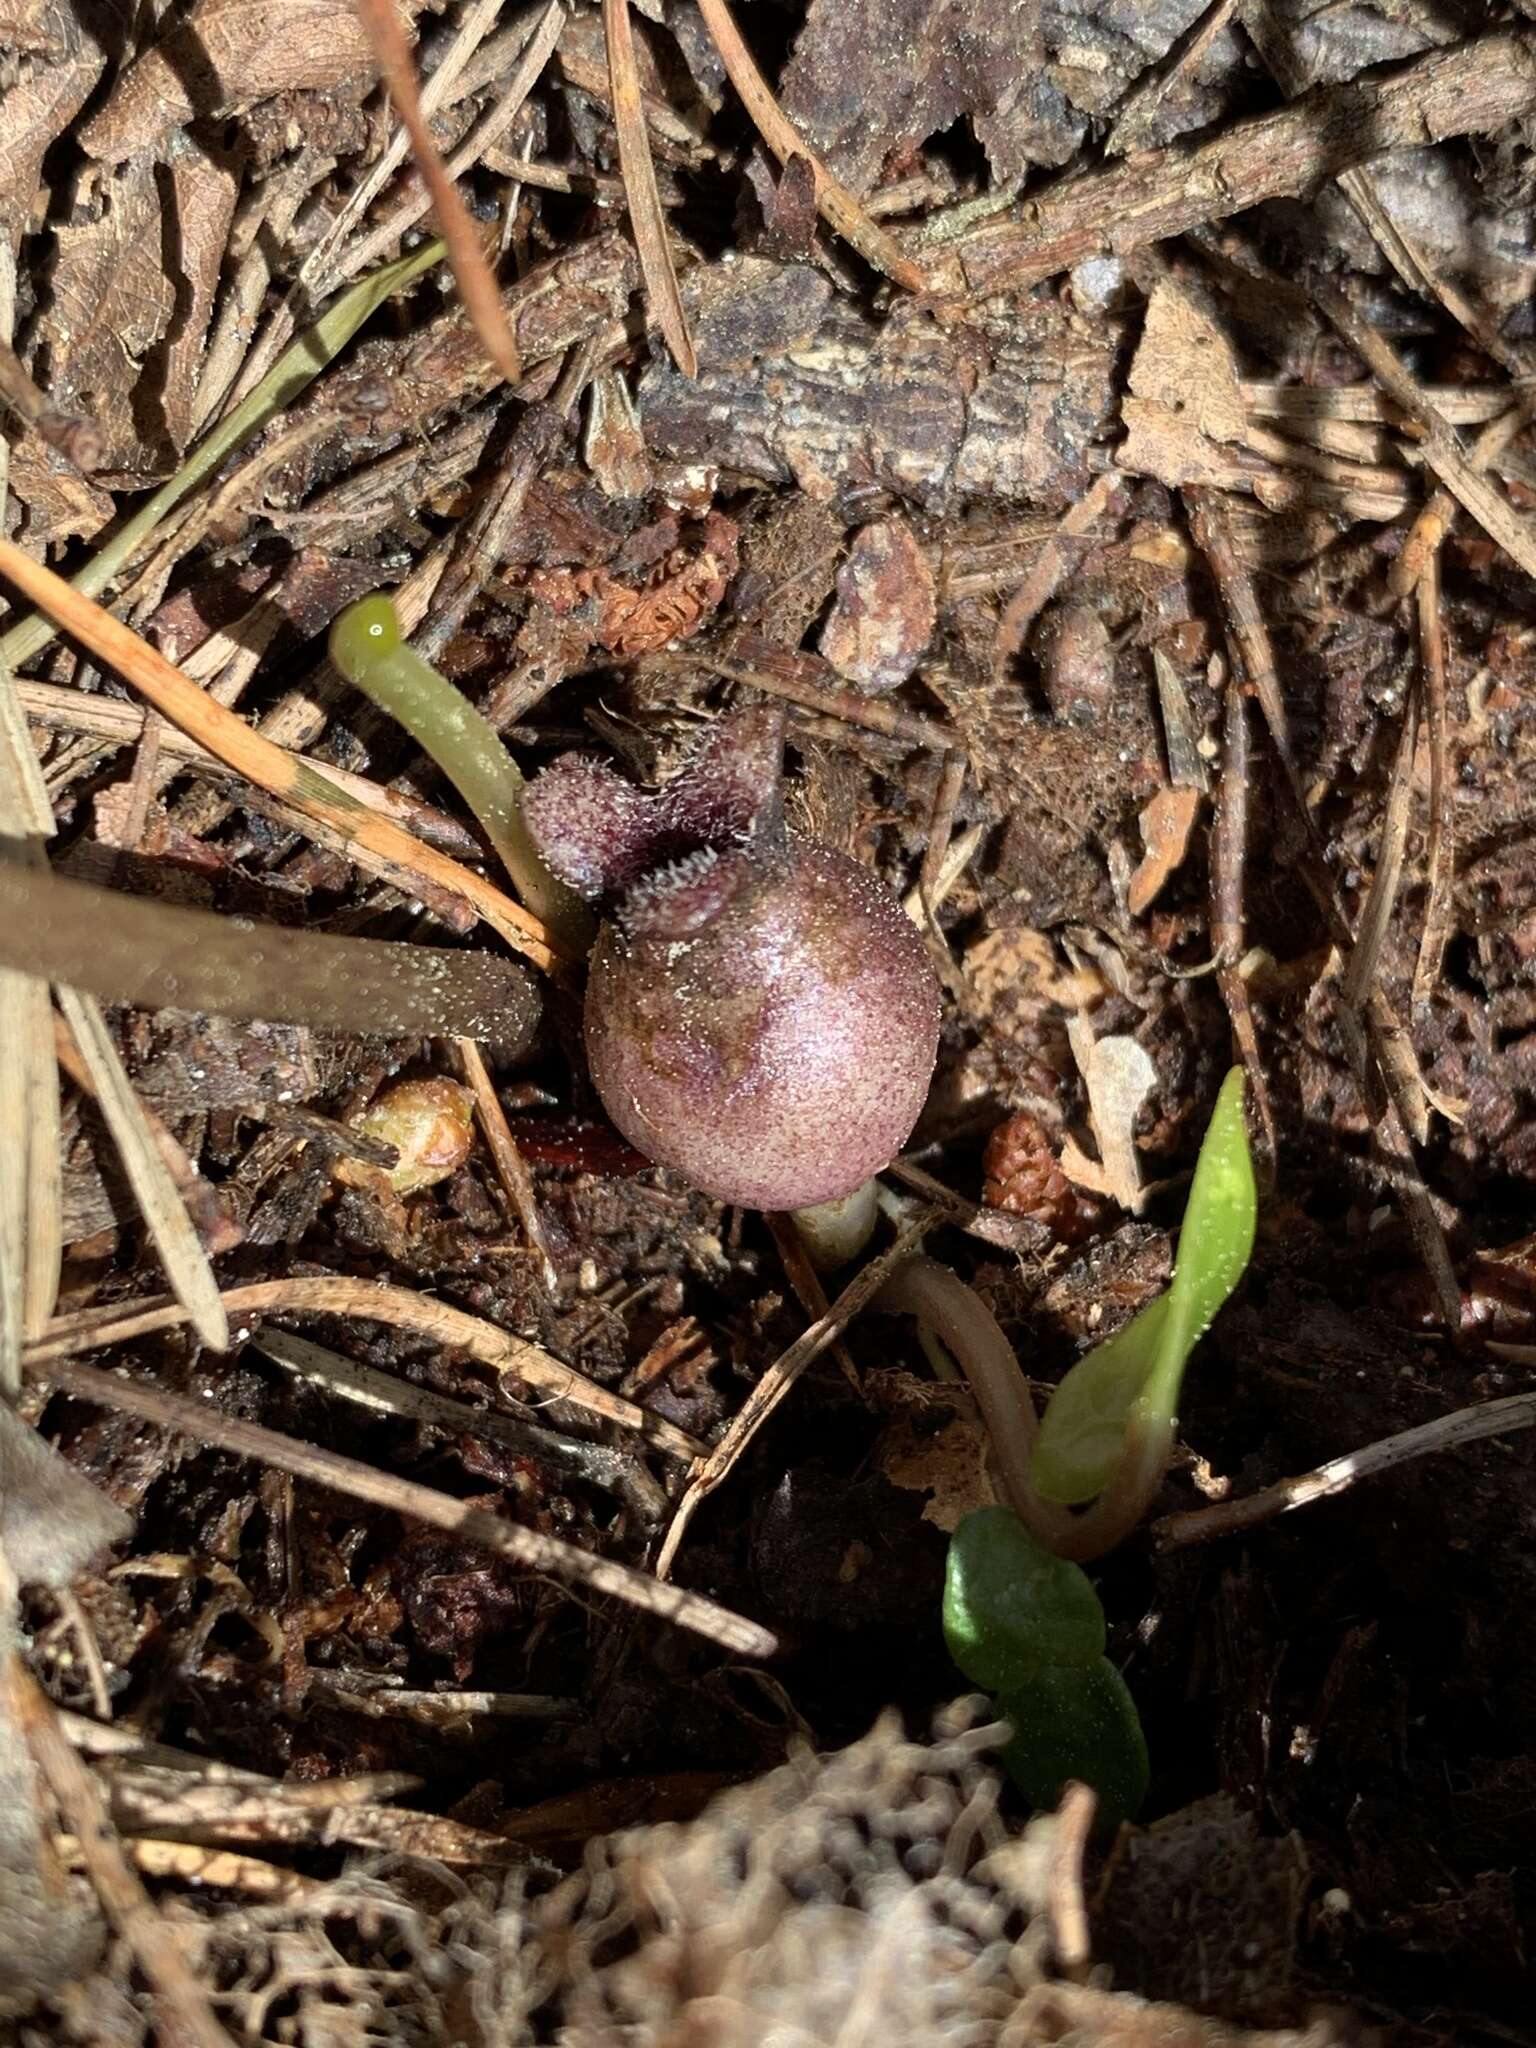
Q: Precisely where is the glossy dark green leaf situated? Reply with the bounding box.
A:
[995,1658,1150,1831]
[943,1506,1105,1691]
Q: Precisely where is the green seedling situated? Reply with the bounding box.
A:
[945,1506,1149,1830]
[1032,1065,1256,1506]
[994,1661,1149,1831]
[330,594,593,952]
[943,1506,1104,1689]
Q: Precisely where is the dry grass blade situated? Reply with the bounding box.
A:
[28,1274,704,1460]
[28,1353,775,1658]
[339,2,568,283]
[1212,677,1276,1185]
[0,539,561,973]
[1155,1391,1536,1548]
[1341,695,1419,1014]
[654,1213,934,1579]
[353,0,524,387]
[602,0,696,376]
[1413,555,1456,1008]
[1187,486,1460,1326]
[19,676,480,854]
[11,1659,237,2048]
[0,678,61,1395]
[53,1835,316,1903]
[0,979,55,1393]
[693,0,928,292]
[310,0,534,284]
[0,861,540,1042]
[54,995,229,1354]
[454,1037,558,1292]
[255,1328,656,1507]
[0,249,61,1382]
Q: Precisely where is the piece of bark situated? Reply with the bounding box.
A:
[640,298,1116,509]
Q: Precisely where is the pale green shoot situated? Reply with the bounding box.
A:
[1033,1066,1256,1506]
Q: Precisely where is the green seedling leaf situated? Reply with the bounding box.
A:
[943,1506,1105,1691]
[1033,1067,1256,1505]
[1029,1292,1169,1506]
[996,1658,1150,1832]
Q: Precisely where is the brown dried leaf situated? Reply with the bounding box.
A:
[1127,783,1201,916]
[43,160,175,479]
[2,440,113,543]
[0,1,107,234]
[1120,278,1251,491]
[781,0,1070,194]
[158,144,241,455]
[79,0,390,163]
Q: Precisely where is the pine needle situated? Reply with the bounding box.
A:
[602,0,697,376]
[353,0,525,387]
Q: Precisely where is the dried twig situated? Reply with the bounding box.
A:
[353,0,524,386]
[1412,555,1456,1007]
[903,821,985,926]
[602,0,696,375]
[1154,1392,1536,1548]
[1186,487,1461,1326]
[693,0,928,292]
[1106,0,1238,156]
[314,0,559,282]
[917,750,968,935]
[1211,677,1276,1183]
[27,1353,773,1658]
[343,7,569,280]
[654,1214,935,1578]
[0,540,562,972]
[1310,279,1536,582]
[254,1329,658,1509]
[944,33,1536,299]
[1341,696,1419,1015]
[0,338,102,470]
[689,639,962,752]
[0,686,61,1392]
[993,471,1124,685]
[763,1212,862,1394]
[454,1037,559,1292]
[0,249,61,1390]
[884,1157,1049,1253]
[27,1275,702,1460]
